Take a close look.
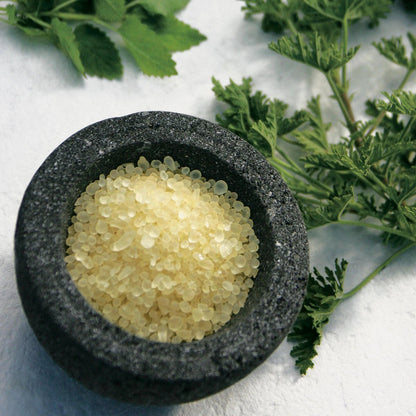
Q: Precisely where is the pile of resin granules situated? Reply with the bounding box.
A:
[65,156,260,343]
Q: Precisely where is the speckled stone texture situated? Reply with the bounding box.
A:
[14,111,309,405]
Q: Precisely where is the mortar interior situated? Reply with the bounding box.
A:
[64,141,274,328]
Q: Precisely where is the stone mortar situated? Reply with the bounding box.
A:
[14,111,309,405]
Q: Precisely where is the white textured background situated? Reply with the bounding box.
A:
[1,1,416,415]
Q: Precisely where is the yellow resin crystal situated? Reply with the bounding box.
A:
[65,156,260,343]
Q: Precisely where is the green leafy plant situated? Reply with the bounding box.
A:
[0,0,206,78]
[213,0,416,374]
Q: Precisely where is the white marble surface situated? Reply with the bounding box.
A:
[1,1,416,415]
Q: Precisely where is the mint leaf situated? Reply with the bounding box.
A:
[74,24,122,79]
[51,18,85,76]
[164,0,191,13]
[6,4,18,24]
[1,0,205,79]
[119,15,176,77]
[138,0,191,16]
[151,15,207,52]
[94,0,125,22]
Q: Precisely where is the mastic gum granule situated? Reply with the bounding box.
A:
[65,156,260,343]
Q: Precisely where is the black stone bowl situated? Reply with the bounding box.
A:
[14,111,309,405]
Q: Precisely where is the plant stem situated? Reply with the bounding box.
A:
[125,0,142,10]
[307,216,414,241]
[286,15,299,36]
[341,16,349,89]
[342,242,416,299]
[397,67,414,90]
[336,169,387,200]
[366,169,388,194]
[326,72,356,133]
[41,11,94,21]
[40,11,115,31]
[267,159,330,199]
[333,71,356,129]
[50,0,80,13]
[26,14,51,29]
[295,194,324,205]
[269,154,333,195]
[336,219,414,241]
[399,116,416,141]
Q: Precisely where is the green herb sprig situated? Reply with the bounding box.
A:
[0,0,206,78]
[213,0,416,374]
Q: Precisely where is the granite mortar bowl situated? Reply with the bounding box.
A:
[14,111,309,405]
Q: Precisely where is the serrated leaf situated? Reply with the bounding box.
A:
[249,109,308,156]
[212,76,310,158]
[303,191,354,228]
[51,18,85,76]
[377,91,416,116]
[214,0,416,378]
[119,15,176,77]
[277,110,309,135]
[74,24,122,79]
[374,33,416,70]
[303,143,353,171]
[361,135,416,166]
[355,193,379,219]
[357,0,393,27]
[249,119,275,157]
[94,0,125,22]
[365,99,404,133]
[294,96,330,152]
[373,36,409,68]
[138,0,190,16]
[212,77,256,139]
[269,32,360,73]
[212,77,290,142]
[304,0,392,25]
[147,15,206,52]
[303,0,351,22]
[288,259,347,374]
[408,33,416,69]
